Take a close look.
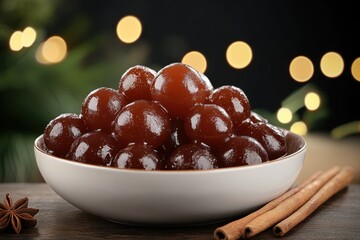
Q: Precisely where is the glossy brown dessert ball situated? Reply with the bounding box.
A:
[113,100,171,148]
[81,87,128,133]
[44,113,87,158]
[184,104,233,147]
[249,111,268,123]
[150,63,209,119]
[111,143,162,170]
[200,73,214,96]
[118,65,156,102]
[208,85,251,128]
[217,135,269,168]
[236,122,287,160]
[41,62,290,171]
[67,131,120,166]
[237,111,268,133]
[167,143,218,170]
[157,118,190,160]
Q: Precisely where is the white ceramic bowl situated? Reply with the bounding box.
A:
[34,130,306,226]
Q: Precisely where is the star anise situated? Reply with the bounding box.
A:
[0,193,39,234]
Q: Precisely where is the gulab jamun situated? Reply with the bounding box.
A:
[167,143,218,170]
[43,113,87,158]
[113,100,171,148]
[81,87,128,133]
[151,63,209,119]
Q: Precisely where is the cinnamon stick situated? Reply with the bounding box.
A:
[273,166,354,236]
[214,170,322,240]
[244,166,340,238]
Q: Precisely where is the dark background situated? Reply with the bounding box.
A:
[1,0,359,181]
[49,0,360,130]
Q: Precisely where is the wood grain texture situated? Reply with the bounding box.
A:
[0,183,359,239]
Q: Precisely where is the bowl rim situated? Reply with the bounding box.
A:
[34,130,306,174]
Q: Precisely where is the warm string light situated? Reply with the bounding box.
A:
[290,121,308,136]
[277,90,321,133]
[304,92,320,111]
[9,27,37,51]
[9,31,22,51]
[226,41,252,69]
[289,56,314,82]
[287,50,358,137]
[36,36,67,64]
[289,52,360,82]
[276,88,322,135]
[351,57,360,82]
[181,51,207,73]
[112,14,359,85]
[277,108,292,124]
[286,51,360,136]
[320,52,344,78]
[116,15,142,44]
[22,27,37,47]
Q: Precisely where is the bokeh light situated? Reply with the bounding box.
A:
[116,15,142,44]
[289,56,314,82]
[22,27,37,47]
[9,27,37,51]
[181,51,207,73]
[226,41,252,69]
[290,121,308,136]
[9,31,23,51]
[304,92,321,111]
[320,52,344,78]
[36,36,67,64]
[277,107,292,124]
[351,57,360,82]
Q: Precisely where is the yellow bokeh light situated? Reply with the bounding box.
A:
[304,92,321,111]
[289,56,314,82]
[277,107,292,124]
[36,36,67,64]
[290,121,307,136]
[22,27,36,47]
[320,52,344,78]
[116,15,142,44]
[181,51,207,73]
[351,57,360,82]
[9,31,23,51]
[35,43,47,64]
[226,41,253,69]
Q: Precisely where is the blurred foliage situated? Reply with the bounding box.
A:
[0,0,151,182]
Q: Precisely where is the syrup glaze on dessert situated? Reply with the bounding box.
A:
[42,62,287,170]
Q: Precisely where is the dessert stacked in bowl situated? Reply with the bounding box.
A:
[41,62,287,170]
[34,62,305,225]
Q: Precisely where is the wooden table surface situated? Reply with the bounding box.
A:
[0,183,359,239]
